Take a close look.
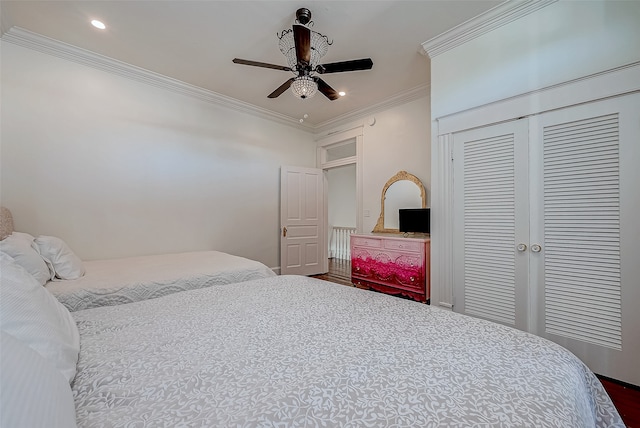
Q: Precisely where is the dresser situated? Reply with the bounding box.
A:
[350,234,430,303]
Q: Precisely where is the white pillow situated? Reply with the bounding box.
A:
[0,252,80,382]
[34,235,85,280]
[0,330,78,428]
[0,231,52,285]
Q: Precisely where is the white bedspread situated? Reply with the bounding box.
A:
[46,251,275,311]
[71,275,623,427]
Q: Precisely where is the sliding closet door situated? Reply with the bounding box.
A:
[452,119,530,331]
[530,93,640,385]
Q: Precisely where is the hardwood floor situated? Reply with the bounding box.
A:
[312,258,640,427]
[597,376,640,427]
[311,258,352,286]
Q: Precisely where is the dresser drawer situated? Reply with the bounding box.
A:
[383,239,423,253]
[351,236,382,249]
[350,234,430,304]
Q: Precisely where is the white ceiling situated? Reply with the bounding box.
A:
[1,1,501,127]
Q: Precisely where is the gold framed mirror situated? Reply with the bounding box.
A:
[372,170,426,233]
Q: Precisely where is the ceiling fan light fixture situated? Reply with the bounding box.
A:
[232,8,372,102]
[291,76,318,99]
[278,30,298,69]
[309,31,330,67]
[278,28,330,70]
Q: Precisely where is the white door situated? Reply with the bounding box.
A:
[530,93,640,385]
[452,93,640,385]
[452,119,530,331]
[280,166,326,276]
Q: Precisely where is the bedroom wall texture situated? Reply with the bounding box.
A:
[327,164,356,230]
[318,95,430,234]
[361,96,430,234]
[430,0,640,118]
[0,41,316,269]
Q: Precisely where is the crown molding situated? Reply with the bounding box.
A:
[2,26,430,134]
[1,27,306,130]
[312,84,429,135]
[420,0,557,58]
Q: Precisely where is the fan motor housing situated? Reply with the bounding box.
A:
[296,8,312,25]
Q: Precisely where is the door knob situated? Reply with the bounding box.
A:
[531,244,542,253]
[282,227,287,237]
[517,243,527,252]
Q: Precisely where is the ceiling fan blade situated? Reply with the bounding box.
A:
[314,77,339,101]
[268,78,295,98]
[233,58,292,72]
[316,58,373,74]
[293,24,311,65]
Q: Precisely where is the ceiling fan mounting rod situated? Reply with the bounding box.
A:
[295,8,312,25]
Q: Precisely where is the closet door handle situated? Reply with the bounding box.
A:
[531,244,542,253]
[517,243,527,252]
[282,227,287,237]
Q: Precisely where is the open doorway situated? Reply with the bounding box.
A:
[317,126,363,282]
[326,164,356,281]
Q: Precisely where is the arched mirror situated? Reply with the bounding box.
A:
[372,171,426,233]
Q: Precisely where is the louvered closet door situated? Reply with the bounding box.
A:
[452,119,530,330]
[530,93,640,385]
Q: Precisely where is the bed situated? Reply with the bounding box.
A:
[70,276,624,427]
[44,250,276,311]
[1,250,624,427]
[0,206,276,311]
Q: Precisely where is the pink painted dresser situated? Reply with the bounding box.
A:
[350,234,430,303]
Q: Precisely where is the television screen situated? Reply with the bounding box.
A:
[399,208,430,234]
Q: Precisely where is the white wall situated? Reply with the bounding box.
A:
[0,42,316,268]
[431,0,640,118]
[361,96,430,233]
[327,164,356,229]
[318,95,431,234]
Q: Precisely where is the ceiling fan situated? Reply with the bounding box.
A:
[232,7,373,100]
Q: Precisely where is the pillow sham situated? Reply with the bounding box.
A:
[34,235,85,280]
[0,330,78,428]
[0,206,14,240]
[0,252,80,383]
[0,231,51,285]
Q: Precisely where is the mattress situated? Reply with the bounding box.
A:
[46,251,275,311]
[71,275,623,427]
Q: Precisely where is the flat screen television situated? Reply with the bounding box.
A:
[399,208,430,234]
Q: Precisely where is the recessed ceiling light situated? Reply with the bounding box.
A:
[91,20,106,30]
[338,91,346,97]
